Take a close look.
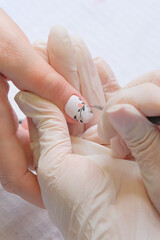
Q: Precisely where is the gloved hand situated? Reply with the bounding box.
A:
[98,74,160,215]
[15,26,160,240]
[98,71,160,157]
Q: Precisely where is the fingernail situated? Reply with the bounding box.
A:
[64,95,93,123]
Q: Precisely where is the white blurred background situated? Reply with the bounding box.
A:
[1,1,160,239]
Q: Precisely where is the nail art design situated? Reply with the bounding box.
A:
[65,95,93,123]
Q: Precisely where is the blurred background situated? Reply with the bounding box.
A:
[1,0,160,119]
[1,0,160,239]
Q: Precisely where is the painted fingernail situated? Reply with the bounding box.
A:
[64,95,93,123]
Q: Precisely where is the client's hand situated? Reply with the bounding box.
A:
[0,77,44,207]
[15,27,160,240]
[0,10,95,208]
[0,9,92,123]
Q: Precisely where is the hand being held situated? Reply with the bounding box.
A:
[0,10,95,208]
[16,26,160,239]
[0,8,94,123]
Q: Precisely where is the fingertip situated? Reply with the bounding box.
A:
[47,25,77,76]
[48,25,70,50]
[106,104,140,136]
[106,104,155,146]
[107,104,148,128]
[49,25,68,37]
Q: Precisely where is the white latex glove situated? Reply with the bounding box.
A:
[98,71,160,158]
[98,75,160,215]
[15,27,160,239]
[33,26,120,140]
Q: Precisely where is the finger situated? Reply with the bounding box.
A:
[94,57,121,98]
[0,79,43,208]
[107,103,160,213]
[93,58,127,157]
[48,26,80,91]
[98,83,160,142]
[71,36,106,128]
[15,90,72,173]
[47,26,84,135]
[33,40,48,62]
[0,10,93,124]
[125,70,160,88]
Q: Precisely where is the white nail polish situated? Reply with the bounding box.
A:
[65,95,93,123]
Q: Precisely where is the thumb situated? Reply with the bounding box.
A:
[107,104,160,213]
[15,91,72,169]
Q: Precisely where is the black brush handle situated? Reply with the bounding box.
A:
[147,116,160,125]
[91,106,160,125]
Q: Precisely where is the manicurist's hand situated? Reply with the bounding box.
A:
[16,27,160,240]
[98,70,160,217]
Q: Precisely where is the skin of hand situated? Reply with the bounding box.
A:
[0,76,44,208]
[0,9,93,123]
[15,27,160,239]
